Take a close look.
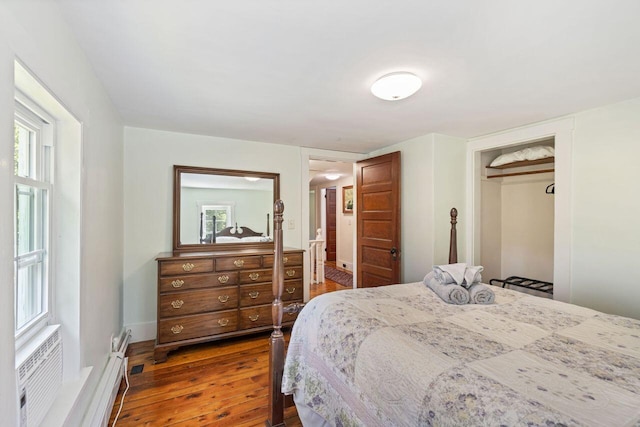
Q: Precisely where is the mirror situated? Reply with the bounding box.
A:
[173,165,280,252]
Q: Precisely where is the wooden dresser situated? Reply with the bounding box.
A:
[154,248,304,362]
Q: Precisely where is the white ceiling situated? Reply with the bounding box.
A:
[56,0,640,154]
[309,160,354,186]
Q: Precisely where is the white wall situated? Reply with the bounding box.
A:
[123,127,303,341]
[470,98,640,320]
[480,174,555,284]
[0,1,124,424]
[501,175,555,282]
[480,179,502,281]
[369,133,466,283]
[0,18,16,424]
[433,134,467,265]
[570,98,640,319]
[335,177,354,270]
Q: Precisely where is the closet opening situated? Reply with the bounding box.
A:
[479,137,555,298]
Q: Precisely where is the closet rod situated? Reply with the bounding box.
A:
[487,168,554,179]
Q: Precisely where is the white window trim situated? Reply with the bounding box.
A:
[198,201,236,225]
[14,95,55,349]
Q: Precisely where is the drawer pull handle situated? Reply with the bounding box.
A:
[182,262,195,272]
[249,272,260,281]
[217,275,229,284]
[286,287,295,294]
[283,257,288,264]
[171,299,184,309]
[218,295,230,303]
[249,314,260,322]
[218,319,229,327]
[233,259,245,268]
[171,325,183,334]
[171,279,184,288]
[286,269,296,277]
[249,291,260,299]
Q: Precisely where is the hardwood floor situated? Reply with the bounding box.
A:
[310,261,352,299]
[108,332,302,426]
[109,264,352,426]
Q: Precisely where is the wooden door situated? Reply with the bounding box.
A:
[325,187,337,261]
[356,152,401,287]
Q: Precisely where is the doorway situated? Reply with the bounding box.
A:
[480,139,555,298]
[466,118,574,302]
[308,159,356,298]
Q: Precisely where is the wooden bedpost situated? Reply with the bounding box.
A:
[267,200,285,427]
[449,207,458,264]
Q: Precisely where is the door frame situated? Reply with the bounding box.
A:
[466,117,574,302]
[301,149,366,301]
[324,187,337,262]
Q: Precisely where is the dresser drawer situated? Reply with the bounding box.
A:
[263,252,303,267]
[216,256,262,271]
[239,279,303,307]
[282,266,303,280]
[239,268,272,284]
[282,279,303,302]
[158,272,238,292]
[158,310,237,344]
[239,304,273,330]
[160,258,214,276]
[239,283,272,307]
[159,287,238,317]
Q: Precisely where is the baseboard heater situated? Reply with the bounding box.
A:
[83,329,131,427]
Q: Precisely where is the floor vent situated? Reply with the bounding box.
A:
[16,325,63,427]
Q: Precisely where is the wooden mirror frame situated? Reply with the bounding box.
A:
[173,165,280,252]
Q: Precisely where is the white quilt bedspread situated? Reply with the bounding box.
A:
[282,282,640,426]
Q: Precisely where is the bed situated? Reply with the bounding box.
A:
[266,201,640,426]
[200,219,272,243]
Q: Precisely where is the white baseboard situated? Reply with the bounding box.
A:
[82,329,131,427]
[125,321,156,343]
[337,260,353,271]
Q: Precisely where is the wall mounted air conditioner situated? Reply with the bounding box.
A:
[16,325,63,427]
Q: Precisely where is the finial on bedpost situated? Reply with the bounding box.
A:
[449,208,458,264]
[267,200,285,427]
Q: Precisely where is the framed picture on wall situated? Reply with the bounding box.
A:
[342,185,353,213]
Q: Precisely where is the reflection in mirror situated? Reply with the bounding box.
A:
[174,166,279,252]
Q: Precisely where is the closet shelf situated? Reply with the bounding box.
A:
[486,157,554,179]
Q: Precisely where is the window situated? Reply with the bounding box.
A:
[14,100,53,338]
[200,204,234,241]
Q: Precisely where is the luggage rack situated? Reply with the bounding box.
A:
[489,276,554,295]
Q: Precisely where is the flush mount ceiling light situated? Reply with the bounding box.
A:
[325,173,341,181]
[244,177,260,182]
[371,72,422,101]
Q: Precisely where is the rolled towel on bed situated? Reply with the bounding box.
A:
[424,272,470,305]
[467,282,495,304]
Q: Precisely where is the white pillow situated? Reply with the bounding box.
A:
[490,145,554,167]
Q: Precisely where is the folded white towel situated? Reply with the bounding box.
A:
[463,265,484,289]
[433,263,467,285]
